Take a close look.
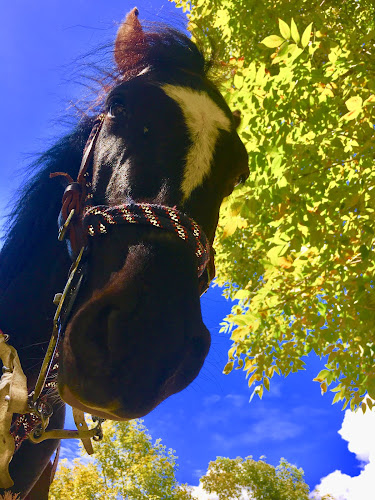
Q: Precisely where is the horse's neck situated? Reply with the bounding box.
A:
[0,235,70,378]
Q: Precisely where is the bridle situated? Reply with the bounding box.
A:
[52,114,215,289]
[2,112,216,477]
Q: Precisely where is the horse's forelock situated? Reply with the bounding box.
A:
[114,10,207,82]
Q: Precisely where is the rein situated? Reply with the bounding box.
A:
[0,113,215,487]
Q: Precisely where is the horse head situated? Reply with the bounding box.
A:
[58,8,249,420]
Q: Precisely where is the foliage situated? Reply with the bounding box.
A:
[49,419,192,499]
[171,0,375,411]
[48,419,324,499]
[199,456,316,499]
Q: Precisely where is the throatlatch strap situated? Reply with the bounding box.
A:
[50,114,105,254]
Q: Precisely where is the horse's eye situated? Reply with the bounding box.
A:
[108,103,126,118]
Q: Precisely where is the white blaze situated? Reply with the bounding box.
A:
[162,84,231,199]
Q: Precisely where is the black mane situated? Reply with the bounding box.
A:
[0,118,95,293]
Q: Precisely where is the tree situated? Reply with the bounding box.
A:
[49,419,336,499]
[197,456,333,500]
[49,419,194,499]
[171,0,375,411]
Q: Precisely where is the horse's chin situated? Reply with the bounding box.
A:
[57,242,211,419]
[59,333,208,420]
[58,319,210,420]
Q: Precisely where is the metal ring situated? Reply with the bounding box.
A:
[32,426,44,439]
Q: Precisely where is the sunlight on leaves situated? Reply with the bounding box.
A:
[171,0,375,412]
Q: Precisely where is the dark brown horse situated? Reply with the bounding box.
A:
[0,8,248,499]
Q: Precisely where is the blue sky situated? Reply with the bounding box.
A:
[1,2,374,499]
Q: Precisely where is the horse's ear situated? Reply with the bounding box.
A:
[114,7,145,73]
[232,110,242,129]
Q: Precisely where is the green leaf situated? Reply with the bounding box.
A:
[360,244,370,260]
[278,19,291,39]
[313,369,330,382]
[277,41,290,58]
[261,35,285,48]
[367,377,375,399]
[290,19,300,44]
[301,23,313,48]
[264,377,270,391]
[180,0,375,413]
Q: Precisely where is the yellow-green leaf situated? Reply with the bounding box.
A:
[364,94,375,106]
[222,218,238,238]
[261,35,285,48]
[258,384,264,399]
[267,244,289,265]
[345,95,363,111]
[341,109,361,121]
[290,19,300,44]
[234,73,244,89]
[332,391,343,404]
[278,19,290,39]
[301,22,313,48]
[234,289,251,300]
[248,373,259,386]
[313,369,330,382]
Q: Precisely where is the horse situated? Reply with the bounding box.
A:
[0,8,248,499]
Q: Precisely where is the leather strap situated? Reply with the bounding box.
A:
[50,115,105,255]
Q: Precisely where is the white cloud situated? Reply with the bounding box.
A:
[191,483,219,500]
[225,394,247,408]
[190,482,253,499]
[338,408,375,463]
[58,439,95,470]
[203,394,221,406]
[210,414,303,451]
[313,409,375,500]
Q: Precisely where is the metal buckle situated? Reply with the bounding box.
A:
[58,208,75,241]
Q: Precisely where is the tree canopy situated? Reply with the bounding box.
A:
[48,419,324,499]
[49,419,189,499]
[200,456,311,500]
[171,0,375,411]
